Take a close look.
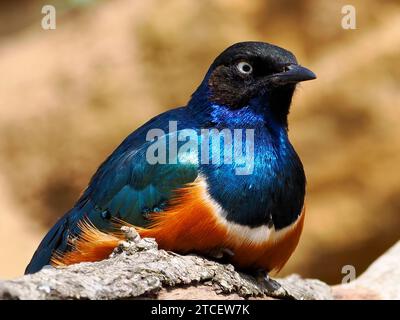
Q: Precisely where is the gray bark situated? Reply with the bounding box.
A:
[0,227,398,300]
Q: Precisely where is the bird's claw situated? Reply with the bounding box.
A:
[207,247,234,260]
[255,269,281,291]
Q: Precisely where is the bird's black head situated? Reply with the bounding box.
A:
[190,41,316,125]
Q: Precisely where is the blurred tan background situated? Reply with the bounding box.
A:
[0,0,399,284]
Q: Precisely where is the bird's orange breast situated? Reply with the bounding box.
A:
[138,178,305,273]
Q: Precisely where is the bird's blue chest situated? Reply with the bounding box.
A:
[199,105,305,229]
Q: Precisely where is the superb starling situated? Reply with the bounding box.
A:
[26,42,316,282]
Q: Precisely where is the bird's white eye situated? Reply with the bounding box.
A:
[237,61,253,74]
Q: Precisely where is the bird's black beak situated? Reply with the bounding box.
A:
[271,64,316,85]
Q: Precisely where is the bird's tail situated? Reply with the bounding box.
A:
[25,210,128,274]
[25,212,71,274]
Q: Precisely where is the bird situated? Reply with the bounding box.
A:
[25,41,316,285]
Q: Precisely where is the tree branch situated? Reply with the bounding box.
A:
[0,228,398,300]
